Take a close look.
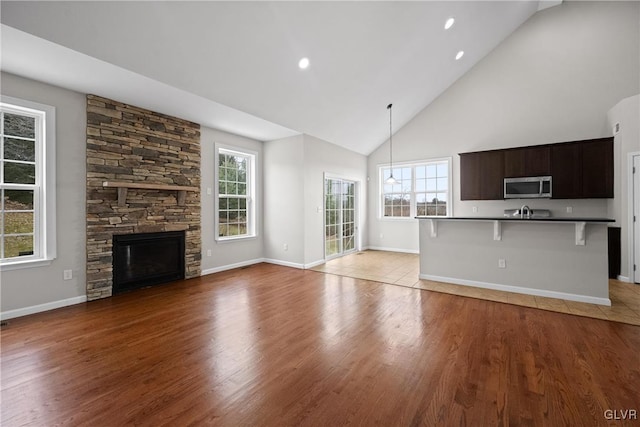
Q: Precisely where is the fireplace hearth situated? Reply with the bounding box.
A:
[112,231,185,294]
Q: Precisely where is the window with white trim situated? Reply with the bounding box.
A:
[1,96,56,267]
[380,158,451,218]
[216,146,256,240]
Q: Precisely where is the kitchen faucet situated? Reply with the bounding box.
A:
[520,205,532,219]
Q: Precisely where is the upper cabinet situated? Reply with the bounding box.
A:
[459,152,482,201]
[551,137,613,199]
[504,146,550,178]
[581,138,614,198]
[550,142,581,198]
[460,150,504,200]
[460,137,613,200]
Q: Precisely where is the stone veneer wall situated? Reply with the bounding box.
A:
[86,95,201,300]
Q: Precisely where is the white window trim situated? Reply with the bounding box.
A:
[214,144,257,242]
[378,157,453,220]
[0,96,56,271]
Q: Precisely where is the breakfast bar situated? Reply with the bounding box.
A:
[417,216,615,305]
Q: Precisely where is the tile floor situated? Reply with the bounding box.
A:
[311,250,640,326]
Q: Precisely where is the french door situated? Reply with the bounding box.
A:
[324,177,357,259]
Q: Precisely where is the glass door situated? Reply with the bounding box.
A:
[325,178,357,259]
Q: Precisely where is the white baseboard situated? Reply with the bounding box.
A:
[419,274,612,306]
[201,258,265,276]
[263,258,305,269]
[1,295,87,321]
[202,258,326,274]
[304,259,325,269]
[365,246,419,254]
[616,275,630,282]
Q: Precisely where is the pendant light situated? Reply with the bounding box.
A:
[385,103,398,184]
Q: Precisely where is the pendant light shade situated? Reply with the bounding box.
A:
[385,103,398,185]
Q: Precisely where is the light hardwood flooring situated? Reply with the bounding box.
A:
[312,250,640,326]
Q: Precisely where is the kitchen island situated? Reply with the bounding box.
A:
[417,217,614,305]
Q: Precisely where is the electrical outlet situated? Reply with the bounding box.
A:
[63,270,73,280]
[498,259,506,269]
[283,243,288,251]
[472,206,478,213]
[566,206,573,213]
[206,249,212,257]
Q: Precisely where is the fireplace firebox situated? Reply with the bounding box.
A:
[112,231,185,294]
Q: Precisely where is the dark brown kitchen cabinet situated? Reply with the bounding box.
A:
[460,150,504,200]
[480,150,505,199]
[460,152,481,200]
[550,142,581,198]
[582,138,613,198]
[460,137,613,201]
[550,137,613,199]
[504,146,550,178]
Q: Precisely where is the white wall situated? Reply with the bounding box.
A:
[607,94,640,281]
[1,72,87,314]
[200,127,264,273]
[263,135,306,266]
[302,135,368,266]
[368,1,640,252]
[264,134,368,268]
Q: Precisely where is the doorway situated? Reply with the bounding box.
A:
[324,177,357,259]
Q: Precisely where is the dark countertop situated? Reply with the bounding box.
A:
[415,216,615,223]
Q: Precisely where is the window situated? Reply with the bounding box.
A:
[380,158,451,218]
[216,146,255,240]
[381,166,412,217]
[0,96,56,268]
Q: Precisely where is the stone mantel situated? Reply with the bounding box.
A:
[102,181,199,206]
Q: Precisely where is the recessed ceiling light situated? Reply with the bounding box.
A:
[298,57,310,69]
[455,50,464,60]
[444,17,455,30]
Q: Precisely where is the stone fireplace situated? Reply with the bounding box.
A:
[85,95,201,300]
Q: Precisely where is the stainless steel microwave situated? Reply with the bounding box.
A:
[504,176,552,199]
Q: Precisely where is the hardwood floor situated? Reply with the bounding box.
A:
[313,251,640,325]
[2,263,639,426]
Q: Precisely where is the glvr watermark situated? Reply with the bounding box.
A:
[604,409,637,420]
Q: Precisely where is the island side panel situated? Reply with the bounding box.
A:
[418,220,609,304]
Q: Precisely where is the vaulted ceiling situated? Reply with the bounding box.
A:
[1,1,557,154]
